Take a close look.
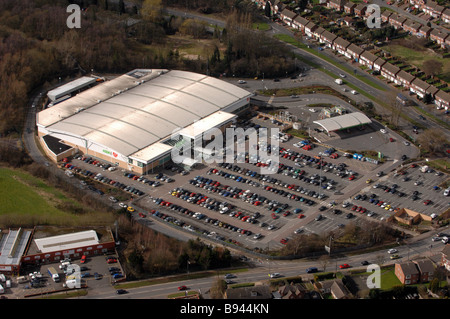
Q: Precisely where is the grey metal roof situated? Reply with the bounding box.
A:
[313,112,372,132]
[0,229,32,267]
[39,70,252,158]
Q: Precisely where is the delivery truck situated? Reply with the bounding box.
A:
[48,267,60,282]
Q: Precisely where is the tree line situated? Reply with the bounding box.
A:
[117,212,232,278]
[0,0,295,136]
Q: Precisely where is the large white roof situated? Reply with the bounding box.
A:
[38,70,252,159]
[34,230,99,254]
[313,112,372,132]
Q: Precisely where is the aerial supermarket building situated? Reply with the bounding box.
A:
[37,69,253,174]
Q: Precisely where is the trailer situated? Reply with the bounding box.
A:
[48,267,60,282]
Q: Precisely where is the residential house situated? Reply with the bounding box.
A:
[409,0,426,9]
[346,43,364,62]
[344,1,356,14]
[354,4,367,17]
[425,85,439,99]
[389,207,431,225]
[403,19,422,36]
[342,16,356,27]
[293,15,310,32]
[328,0,346,11]
[442,8,450,23]
[441,244,450,271]
[395,262,420,285]
[359,50,378,69]
[334,37,351,56]
[312,26,326,41]
[272,0,285,14]
[373,57,386,71]
[280,8,298,27]
[381,62,400,83]
[315,279,351,299]
[435,90,450,110]
[320,30,338,49]
[381,10,393,23]
[305,21,318,37]
[225,285,273,299]
[417,25,432,38]
[413,259,435,283]
[410,78,431,98]
[396,70,416,89]
[445,36,450,49]
[430,28,449,48]
[423,1,445,18]
[389,14,407,30]
[277,284,308,299]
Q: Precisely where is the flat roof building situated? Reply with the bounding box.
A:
[313,112,372,134]
[37,69,253,173]
[47,76,98,102]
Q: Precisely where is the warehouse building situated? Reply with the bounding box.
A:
[21,227,116,266]
[37,69,253,174]
[0,228,33,275]
[313,112,372,135]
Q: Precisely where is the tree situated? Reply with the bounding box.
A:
[417,128,449,155]
[422,59,443,77]
[264,2,272,17]
[141,0,163,23]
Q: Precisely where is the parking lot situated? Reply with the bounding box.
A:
[5,253,122,298]
[58,113,448,252]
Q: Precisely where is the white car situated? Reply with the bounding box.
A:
[119,202,127,208]
[309,108,317,113]
[237,80,246,84]
[270,273,281,278]
[339,73,346,78]
[403,141,410,146]
[380,129,387,134]
[388,249,398,254]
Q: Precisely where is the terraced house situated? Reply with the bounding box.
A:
[409,78,430,98]
[430,28,449,48]
[396,70,416,89]
[380,62,400,83]
[359,50,378,69]
[280,8,297,27]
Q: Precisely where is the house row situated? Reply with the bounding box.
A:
[382,10,449,47]
[409,0,450,22]
[395,259,435,285]
[258,1,450,110]
[323,0,450,48]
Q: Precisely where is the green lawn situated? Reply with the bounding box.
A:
[0,166,112,227]
[0,167,70,217]
[380,268,402,290]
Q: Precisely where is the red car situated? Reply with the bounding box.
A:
[423,199,431,205]
[107,258,117,264]
[339,264,350,269]
[283,211,291,217]
[297,214,305,219]
[178,285,188,291]
[81,255,86,264]
[389,137,395,142]
[280,238,288,245]
[349,175,355,181]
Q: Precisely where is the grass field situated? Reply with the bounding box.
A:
[0,166,113,227]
